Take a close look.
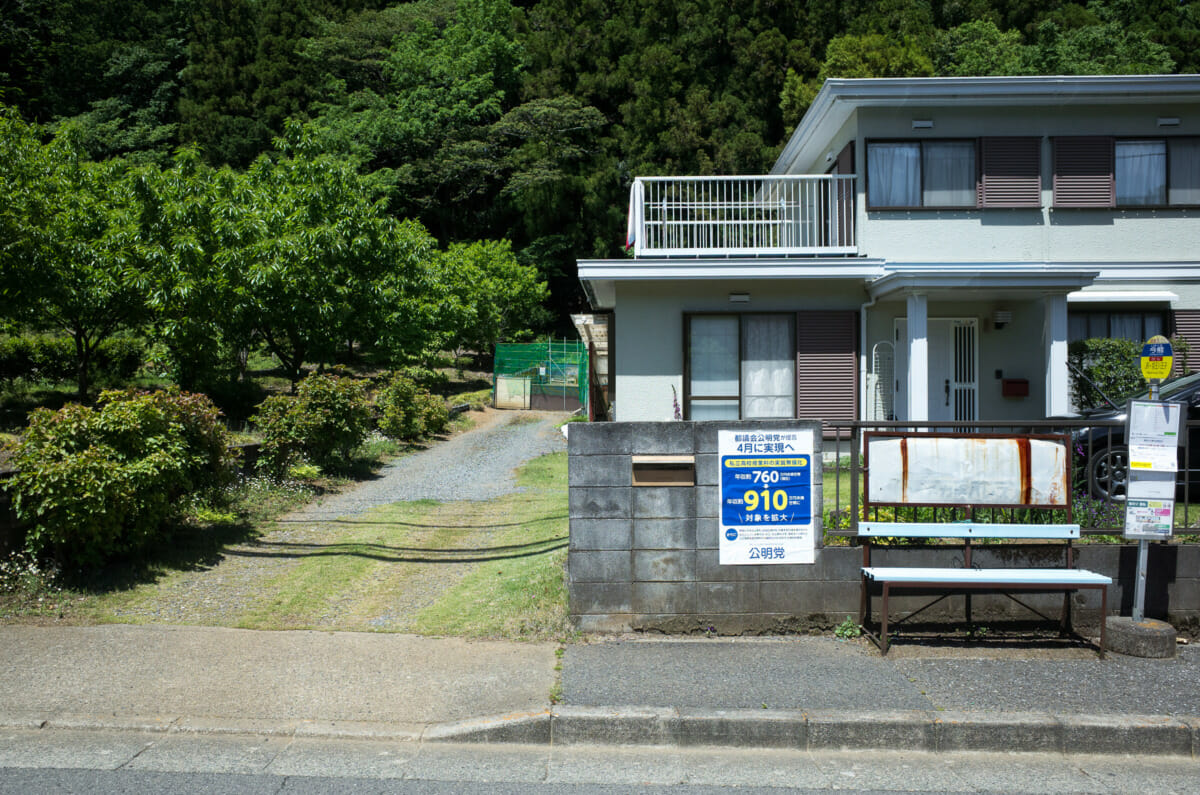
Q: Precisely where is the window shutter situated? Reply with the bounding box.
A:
[1171,310,1200,376]
[1053,137,1114,207]
[795,310,858,430]
[980,137,1041,207]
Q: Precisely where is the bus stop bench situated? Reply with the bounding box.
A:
[857,522,1111,656]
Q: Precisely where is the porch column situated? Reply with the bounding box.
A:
[1044,294,1070,417]
[906,293,929,422]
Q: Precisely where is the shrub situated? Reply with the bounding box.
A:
[5,389,235,566]
[376,372,424,439]
[415,391,450,435]
[0,334,144,386]
[375,371,451,440]
[253,373,372,472]
[1067,338,1144,410]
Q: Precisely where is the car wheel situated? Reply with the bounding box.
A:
[1087,445,1129,502]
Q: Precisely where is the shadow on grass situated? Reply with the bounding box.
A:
[224,534,567,565]
[54,515,260,595]
[271,514,568,530]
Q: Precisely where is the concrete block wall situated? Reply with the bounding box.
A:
[568,421,1200,635]
[569,420,836,633]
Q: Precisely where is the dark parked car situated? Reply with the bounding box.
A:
[1074,370,1200,501]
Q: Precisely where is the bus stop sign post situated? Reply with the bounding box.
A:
[1128,336,1178,622]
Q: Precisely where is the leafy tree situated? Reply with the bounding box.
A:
[235,127,440,386]
[179,0,264,166]
[933,19,1031,76]
[0,106,46,304]
[0,112,146,399]
[818,33,935,79]
[307,0,522,237]
[432,239,549,356]
[249,0,322,139]
[782,33,934,129]
[132,148,250,390]
[0,0,55,117]
[61,41,184,163]
[1024,20,1175,75]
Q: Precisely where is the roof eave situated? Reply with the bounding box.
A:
[773,74,1200,176]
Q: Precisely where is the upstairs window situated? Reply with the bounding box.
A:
[868,141,974,208]
[1115,140,1166,205]
[1054,136,1200,208]
[867,138,1041,209]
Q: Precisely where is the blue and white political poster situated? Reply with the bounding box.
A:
[718,429,816,565]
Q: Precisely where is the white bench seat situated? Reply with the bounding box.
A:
[863,567,1112,587]
[858,523,1110,656]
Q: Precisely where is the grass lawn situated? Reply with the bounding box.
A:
[226,452,570,639]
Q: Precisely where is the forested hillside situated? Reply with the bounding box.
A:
[3,0,1198,323]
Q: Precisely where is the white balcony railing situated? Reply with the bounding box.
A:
[625,175,857,258]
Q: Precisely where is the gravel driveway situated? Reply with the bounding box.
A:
[288,409,569,521]
[108,409,570,628]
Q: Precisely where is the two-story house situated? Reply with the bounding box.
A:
[577,75,1200,425]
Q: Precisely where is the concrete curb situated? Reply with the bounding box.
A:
[430,707,1200,757]
[3,709,1198,757]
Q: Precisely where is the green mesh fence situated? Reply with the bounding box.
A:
[494,340,588,411]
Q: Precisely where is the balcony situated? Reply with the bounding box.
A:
[626,175,857,258]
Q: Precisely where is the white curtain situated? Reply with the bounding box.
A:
[868,143,920,207]
[1068,314,1089,342]
[741,315,795,418]
[689,316,739,419]
[1110,313,1144,341]
[923,141,976,207]
[1169,138,1200,205]
[1116,140,1166,205]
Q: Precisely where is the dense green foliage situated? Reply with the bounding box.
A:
[0,112,545,398]
[5,389,235,566]
[253,373,374,472]
[376,370,450,440]
[0,334,144,386]
[1067,338,1144,409]
[5,1,1194,329]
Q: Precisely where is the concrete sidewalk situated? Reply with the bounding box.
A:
[1,625,1198,756]
[0,625,557,739]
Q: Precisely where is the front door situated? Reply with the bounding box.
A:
[894,318,979,421]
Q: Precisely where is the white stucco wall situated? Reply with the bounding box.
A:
[848,104,1200,265]
[612,280,865,422]
[863,299,1049,423]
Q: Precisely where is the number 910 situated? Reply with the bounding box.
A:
[743,488,787,513]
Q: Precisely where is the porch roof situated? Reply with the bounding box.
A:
[867,263,1099,301]
[578,256,886,308]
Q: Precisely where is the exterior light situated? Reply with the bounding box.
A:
[992,310,1012,330]
[911,119,934,129]
[729,292,750,303]
[1158,117,1181,127]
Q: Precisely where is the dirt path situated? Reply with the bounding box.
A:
[106,409,569,630]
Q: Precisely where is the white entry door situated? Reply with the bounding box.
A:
[894,318,979,421]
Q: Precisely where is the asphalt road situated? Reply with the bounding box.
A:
[2,728,1199,793]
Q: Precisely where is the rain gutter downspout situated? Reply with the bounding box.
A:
[859,287,879,422]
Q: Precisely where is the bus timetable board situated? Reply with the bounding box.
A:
[718,429,816,565]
